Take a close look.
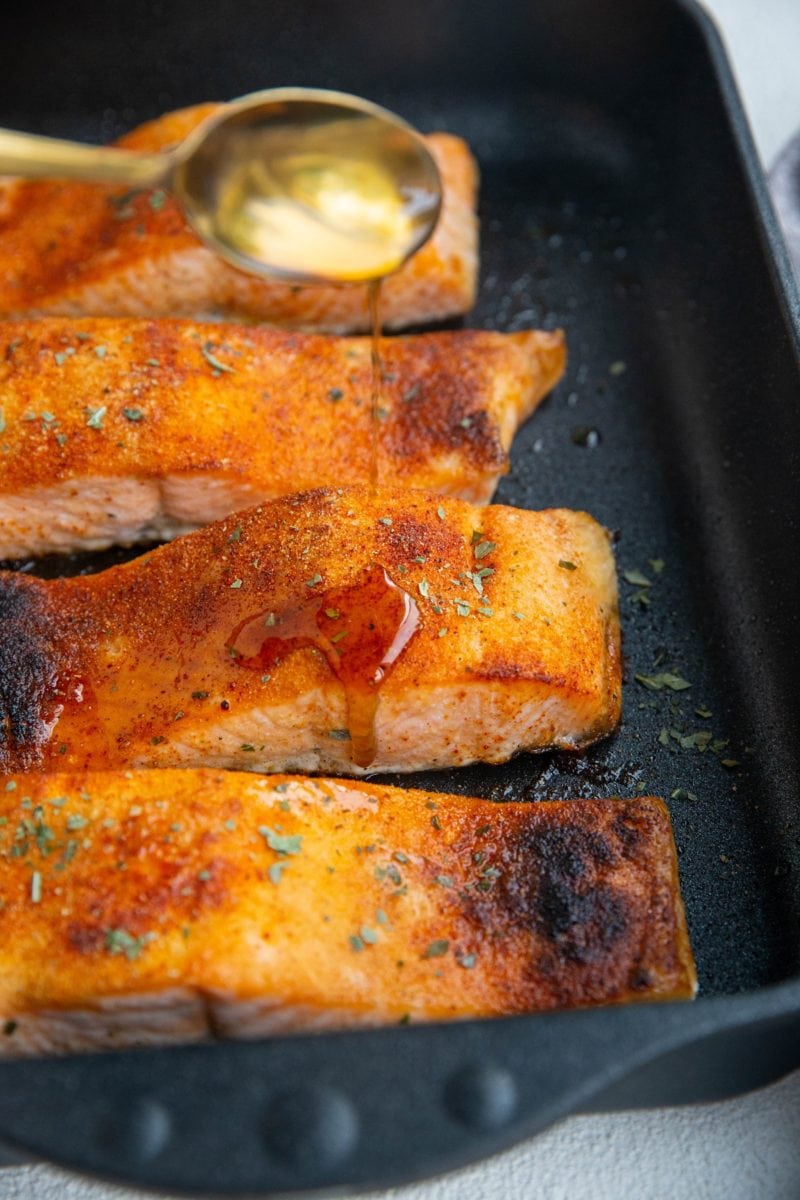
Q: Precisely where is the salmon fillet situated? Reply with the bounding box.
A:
[0,319,565,557]
[0,771,696,1057]
[0,487,620,774]
[0,106,478,331]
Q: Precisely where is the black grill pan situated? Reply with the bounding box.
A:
[1,0,799,1192]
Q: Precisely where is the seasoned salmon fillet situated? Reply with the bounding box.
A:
[0,487,620,774]
[0,771,696,1057]
[0,106,477,330]
[0,319,565,557]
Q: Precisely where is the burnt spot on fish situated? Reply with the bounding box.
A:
[496,822,627,965]
[613,810,646,856]
[472,657,557,683]
[0,576,63,767]
[533,877,628,964]
[451,809,633,971]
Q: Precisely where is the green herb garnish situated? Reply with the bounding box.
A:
[269,862,288,885]
[421,939,449,959]
[623,569,651,587]
[634,672,691,692]
[105,928,154,961]
[259,826,303,856]
[202,342,235,374]
[85,406,107,429]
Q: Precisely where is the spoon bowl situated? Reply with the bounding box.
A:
[175,89,442,284]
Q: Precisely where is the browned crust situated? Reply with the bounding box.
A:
[0,773,696,1053]
[0,319,565,496]
[0,488,621,773]
[0,576,74,768]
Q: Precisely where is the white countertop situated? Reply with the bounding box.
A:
[4,1,800,1197]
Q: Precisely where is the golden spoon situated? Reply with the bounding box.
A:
[0,88,442,285]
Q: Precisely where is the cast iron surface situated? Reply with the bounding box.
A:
[1,0,799,1193]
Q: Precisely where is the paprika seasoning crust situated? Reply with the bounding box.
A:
[0,319,564,557]
[0,772,696,1057]
[0,487,620,775]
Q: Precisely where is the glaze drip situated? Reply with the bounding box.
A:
[227,563,419,766]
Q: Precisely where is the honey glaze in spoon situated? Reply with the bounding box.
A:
[177,89,442,284]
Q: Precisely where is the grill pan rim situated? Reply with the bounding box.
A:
[1,0,800,1192]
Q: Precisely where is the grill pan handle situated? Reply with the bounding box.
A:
[1,983,799,1195]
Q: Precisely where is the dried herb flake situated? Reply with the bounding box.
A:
[85,406,107,430]
[635,672,691,692]
[259,826,303,856]
[421,939,449,959]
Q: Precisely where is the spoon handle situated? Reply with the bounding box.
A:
[0,128,169,187]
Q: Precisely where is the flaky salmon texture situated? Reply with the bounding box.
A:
[0,771,696,1057]
[0,105,477,330]
[0,318,565,557]
[0,487,620,775]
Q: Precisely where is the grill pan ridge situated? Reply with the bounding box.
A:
[0,0,799,1192]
